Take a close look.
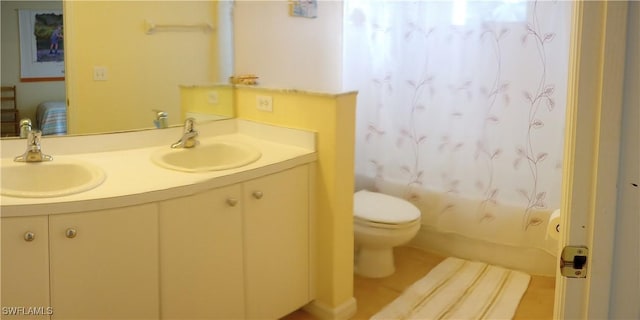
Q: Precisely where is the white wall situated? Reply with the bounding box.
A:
[233,0,343,93]
[609,2,639,318]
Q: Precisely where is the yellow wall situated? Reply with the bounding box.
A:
[63,1,217,134]
[180,85,235,120]
[235,86,357,308]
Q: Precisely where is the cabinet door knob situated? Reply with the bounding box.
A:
[24,232,35,242]
[226,198,238,207]
[252,191,263,199]
[65,228,78,239]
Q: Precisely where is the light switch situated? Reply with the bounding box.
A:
[93,66,108,81]
[256,95,273,112]
[207,91,219,104]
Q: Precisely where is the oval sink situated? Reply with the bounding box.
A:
[1,159,106,198]
[151,141,262,173]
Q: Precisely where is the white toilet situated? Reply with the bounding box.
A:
[353,190,421,278]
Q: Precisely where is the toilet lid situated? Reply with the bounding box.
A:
[354,190,421,224]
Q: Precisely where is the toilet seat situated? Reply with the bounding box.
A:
[354,216,421,230]
[354,190,421,226]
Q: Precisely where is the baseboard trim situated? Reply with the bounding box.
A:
[303,297,357,320]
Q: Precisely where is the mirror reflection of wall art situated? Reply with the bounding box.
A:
[289,0,317,19]
[18,9,65,82]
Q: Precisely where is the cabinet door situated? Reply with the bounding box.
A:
[1,216,51,320]
[49,204,159,319]
[244,165,310,319]
[159,184,245,319]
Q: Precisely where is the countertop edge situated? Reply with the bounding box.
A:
[1,153,316,217]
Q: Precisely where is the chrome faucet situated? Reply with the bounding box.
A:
[14,130,53,162]
[171,118,199,148]
[153,110,168,129]
[19,118,32,138]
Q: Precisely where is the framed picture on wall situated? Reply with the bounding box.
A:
[289,0,317,19]
[18,9,65,82]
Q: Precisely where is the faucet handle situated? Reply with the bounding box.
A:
[28,130,42,147]
[184,117,196,132]
[152,110,169,129]
[14,130,52,162]
[19,118,32,138]
[152,109,168,119]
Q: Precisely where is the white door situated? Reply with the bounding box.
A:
[49,204,159,319]
[243,166,310,319]
[556,1,630,318]
[1,216,50,320]
[609,2,640,318]
[159,184,245,319]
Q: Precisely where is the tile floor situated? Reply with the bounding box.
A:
[282,246,555,319]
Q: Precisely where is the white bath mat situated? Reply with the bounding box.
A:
[371,257,531,320]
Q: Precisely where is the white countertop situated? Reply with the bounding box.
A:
[1,119,316,217]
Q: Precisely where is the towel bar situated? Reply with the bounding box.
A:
[144,19,213,35]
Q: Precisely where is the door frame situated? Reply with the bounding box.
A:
[555,1,628,318]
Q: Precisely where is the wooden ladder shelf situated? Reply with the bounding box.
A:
[1,85,20,137]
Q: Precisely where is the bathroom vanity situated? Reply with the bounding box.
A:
[0,119,317,319]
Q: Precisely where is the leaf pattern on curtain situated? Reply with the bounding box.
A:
[346,0,571,231]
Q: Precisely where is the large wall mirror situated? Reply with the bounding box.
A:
[0,0,234,138]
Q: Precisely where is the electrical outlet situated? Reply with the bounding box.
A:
[93,66,108,81]
[207,91,219,104]
[256,95,273,112]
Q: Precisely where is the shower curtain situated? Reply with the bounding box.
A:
[344,0,572,275]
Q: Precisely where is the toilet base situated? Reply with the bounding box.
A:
[354,247,395,278]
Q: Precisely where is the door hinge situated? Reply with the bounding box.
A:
[560,245,588,278]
